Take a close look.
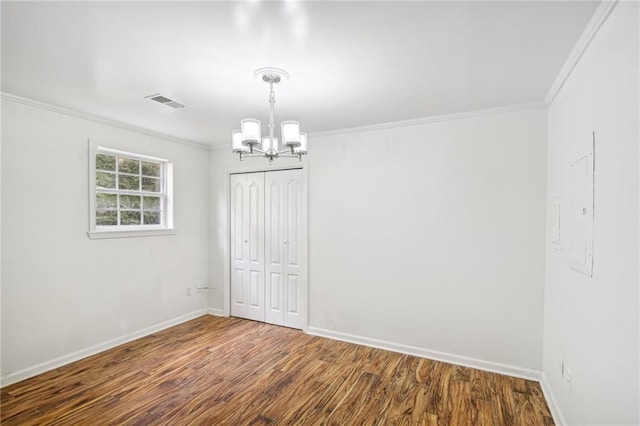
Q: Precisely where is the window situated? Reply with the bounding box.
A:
[88,145,174,239]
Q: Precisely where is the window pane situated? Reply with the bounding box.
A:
[119,174,140,190]
[96,172,116,189]
[141,161,161,177]
[144,211,161,225]
[93,150,169,230]
[96,154,116,171]
[142,177,161,193]
[118,157,139,174]
[120,211,141,225]
[120,195,141,209]
[143,196,161,210]
[96,210,117,226]
[96,193,117,209]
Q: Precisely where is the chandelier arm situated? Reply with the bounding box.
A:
[277,153,303,159]
[240,153,302,161]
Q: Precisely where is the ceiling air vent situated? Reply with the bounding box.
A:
[145,93,185,109]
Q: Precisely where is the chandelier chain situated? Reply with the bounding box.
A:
[268,81,276,151]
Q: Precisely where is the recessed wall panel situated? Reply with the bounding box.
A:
[569,137,594,277]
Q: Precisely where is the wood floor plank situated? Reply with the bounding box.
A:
[514,390,545,426]
[415,357,434,385]
[324,371,379,425]
[427,361,452,418]
[471,397,495,426]
[526,379,553,420]
[493,373,519,425]
[448,379,472,425]
[1,316,554,425]
[514,377,530,394]
[470,368,493,401]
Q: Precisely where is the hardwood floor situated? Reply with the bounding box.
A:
[1,316,554,425]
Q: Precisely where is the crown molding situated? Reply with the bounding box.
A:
[3,92,545,151]
[308,101,547,139]
[545,0,619,105]
[1,92,209,151]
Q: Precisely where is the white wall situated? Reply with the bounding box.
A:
[309,109,547,371]
[209,107,548,373]
[543,2,639,425]
[1,99,209,384]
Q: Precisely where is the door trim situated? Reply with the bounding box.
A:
[222,163,309,331]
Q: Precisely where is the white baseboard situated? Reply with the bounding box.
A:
[0,308,207,388]
[539,372,566,426]
[207,307,225,317]
[307,326,541,382]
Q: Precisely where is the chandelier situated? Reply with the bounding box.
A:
[232,67,307,162]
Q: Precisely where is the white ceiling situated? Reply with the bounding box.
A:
[2,1,599,146]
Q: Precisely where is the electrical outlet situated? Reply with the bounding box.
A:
[186,287,192,296]
[564,367,572,393]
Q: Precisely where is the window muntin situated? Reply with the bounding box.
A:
[95,150,167,229]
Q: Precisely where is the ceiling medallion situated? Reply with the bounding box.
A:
[232,67,307,162]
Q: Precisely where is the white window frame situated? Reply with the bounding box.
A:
[88,141,175,239]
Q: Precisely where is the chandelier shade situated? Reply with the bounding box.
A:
[231,129,246,153]
[262,136,278,152]
[232,67,308,162]
[281,121,301,147]
[296,132,308,154]
[240,118,261,147]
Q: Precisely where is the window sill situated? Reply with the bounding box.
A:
[87,228,177,240]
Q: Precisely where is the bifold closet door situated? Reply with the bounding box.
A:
[265,169,304,329]
[230,172,265,322]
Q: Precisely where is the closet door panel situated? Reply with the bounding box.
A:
[265,172,284,325]
[232,268,245,306]
[230,172,265,322]
[230,175,247,318]
[286,177,300,267]
[268,180,281,266]
[287,275,299,314]
[283,169,304,329]
[249,181,262,263]
[245,173,265,321]
[269,273,282,311]
[249,270,261,307]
